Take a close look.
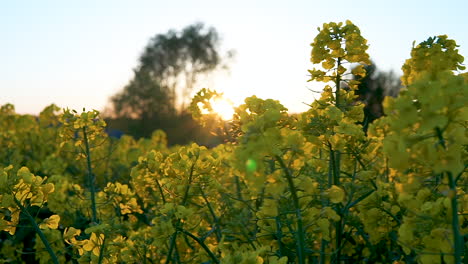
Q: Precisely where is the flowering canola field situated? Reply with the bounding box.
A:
[0,21,466,263]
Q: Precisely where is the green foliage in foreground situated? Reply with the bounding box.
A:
[0,21,467,263]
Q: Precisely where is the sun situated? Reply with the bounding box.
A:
[209,97,235,120]
[197,95,236,121]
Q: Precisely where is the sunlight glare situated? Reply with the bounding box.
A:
[197,96,235,121]
[210,97,235,120]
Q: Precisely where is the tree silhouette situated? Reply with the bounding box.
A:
[352,62,401,131]
[107,22,233,142]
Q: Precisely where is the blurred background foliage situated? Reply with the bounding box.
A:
[104,22,400,146]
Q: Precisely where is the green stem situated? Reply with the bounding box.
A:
[328,147,341,186]
[98,234,107,264]
[329,148,342,263]
[334,215,343,263]
[448,172,463,263]
[165,231,179,264]
[332,57,344,263]
[82,126,98,223]
[182,161,196,206]
[328,149,333,188]
[235,175,243,200]
[276,155,306,264]
[199,185,222,242]
[334,152,341,186]
[275,216,286,258]
[334,152,342,264]
[177,228,220,264]
[165,160,197,264]
[320,239,328,264]
[327,141,344,264]
[335,57,342,109]
[155,178,167,204]
[13,197,59,264]
[174,243,181,264]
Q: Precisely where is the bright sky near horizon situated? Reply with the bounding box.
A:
[2,0,467,115]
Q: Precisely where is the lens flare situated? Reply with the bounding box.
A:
[246,159,257,173]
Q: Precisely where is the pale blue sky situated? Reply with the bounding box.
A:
[1,0,467,114]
